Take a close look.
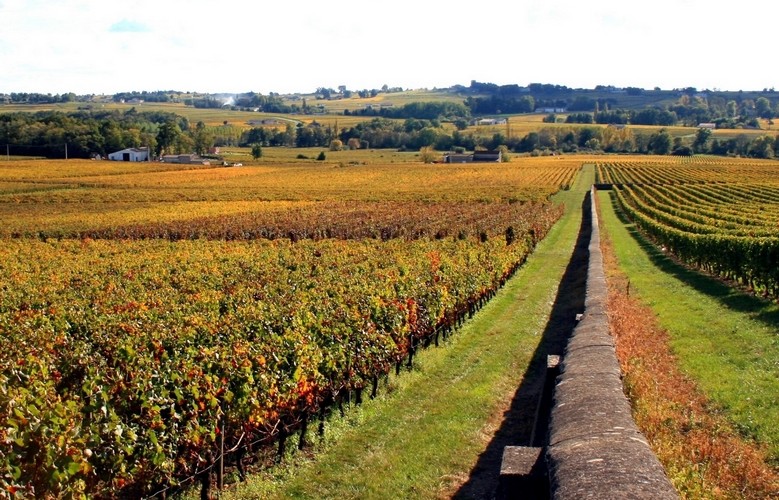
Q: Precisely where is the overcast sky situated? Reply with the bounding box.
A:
[1,0,776,95]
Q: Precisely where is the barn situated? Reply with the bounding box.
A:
[444,150,503,163]
[161,154,210,165]
[108,148,150,162]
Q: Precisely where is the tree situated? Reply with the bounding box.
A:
[347,138,361,150]
[749,135,775,158]
[281,124,296,147]
[156,120,182,155]
[756,97,773,119]
[726,100,738,118]
[419,146,438,163]
[101,120,125,153]
[516,132,539,153]
[497,144,511,162]
[174,133,193,155]
[648,129,672,155]
[329,139,343,151]
[538,129,557,149]
[191,121,214,155]
[415,127,439,148]
[577,127,599,148]
[453,118,469,130]
[316,87,333,99]
[490,133,506,150]
[316,151,326,161]
[251,143,263,159]
[692,127,712,153]
[584,138,601,150]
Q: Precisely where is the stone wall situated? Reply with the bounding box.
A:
[545,187,677,499]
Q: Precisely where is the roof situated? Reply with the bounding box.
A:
[473,150,502,161]
[110,147,148,154]
[445,154,473,162]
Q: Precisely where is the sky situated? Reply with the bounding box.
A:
[1,0,777,95]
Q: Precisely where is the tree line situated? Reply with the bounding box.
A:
[0,110,201,158]
[507,125,779,158]
[2,109,778,160]
[239,117,779,159]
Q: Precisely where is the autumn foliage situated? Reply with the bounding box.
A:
[602,223,779,498]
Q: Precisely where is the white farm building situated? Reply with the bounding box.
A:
[108,148,150,162]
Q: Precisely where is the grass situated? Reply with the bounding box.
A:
[207,167,594,499]
[597,189,779,465]
[597,189,779,498]
[299,89,469,114]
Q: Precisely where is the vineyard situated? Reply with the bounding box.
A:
[596,156,779,297]
[0,156,579,497]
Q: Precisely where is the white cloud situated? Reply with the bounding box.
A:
[1,0,778,94]
[109,19,150,33]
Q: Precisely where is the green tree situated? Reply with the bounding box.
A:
[692,127,712,153]
[316,151,326,161]
[726,100,738,118]
[174,133,193,155]
[416,127,439,148]
[648,129,672,155]
[453,118,469,130]
[755,97,773,119]
[538,129,557,149]
[251,143,263,159]
[101,121,125,153]
[140,131,157,157]
[577,127,599,147]
[191,121,214,155]
[749,135,775,158]
[156,120,182,156]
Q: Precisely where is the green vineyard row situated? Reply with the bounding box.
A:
[595,158,779,297]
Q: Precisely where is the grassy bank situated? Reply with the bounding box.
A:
[597,190,779,465]
[212,168,593,499]
[598,190,779,498]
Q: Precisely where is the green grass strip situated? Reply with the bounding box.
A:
[598,189,779,463]
[216,170,594,499]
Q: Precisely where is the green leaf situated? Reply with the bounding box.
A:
[66,459,82,476]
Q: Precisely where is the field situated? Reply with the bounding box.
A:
[219,158,596,500]
[599,193,779,498]
[4,150,779,498]
[0,153,582,497]
[0,156,579,236]
[595,157,779,475]
[597,156,779,296]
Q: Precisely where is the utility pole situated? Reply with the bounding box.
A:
[65,143,68,160]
